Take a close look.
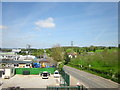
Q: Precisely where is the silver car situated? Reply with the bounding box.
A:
[54,70,60,78]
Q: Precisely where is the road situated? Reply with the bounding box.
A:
[63,65,119,89]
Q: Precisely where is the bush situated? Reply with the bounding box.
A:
[58,63,64,71]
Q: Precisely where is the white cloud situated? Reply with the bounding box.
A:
[0,25,8,29]
[35,17,55,29]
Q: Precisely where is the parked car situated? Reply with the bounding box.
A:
[40,71,50,79]
[54,70,60,78]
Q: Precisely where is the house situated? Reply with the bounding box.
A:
[19,55,35,61]
[13,61,33,68]
[0,60,33,68]
[67,52,77,58]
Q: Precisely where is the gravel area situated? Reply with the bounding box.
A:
[1,75,60,89]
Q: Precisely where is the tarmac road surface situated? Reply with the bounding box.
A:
[63,65,119,89]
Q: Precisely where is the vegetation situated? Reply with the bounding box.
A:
[67,48,119,83]
[1,48,12,52]
[51,44,65,62]
[1,45,119,83]
[58,62,64,71]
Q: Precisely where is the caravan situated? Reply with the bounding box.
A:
[2,68,15,79]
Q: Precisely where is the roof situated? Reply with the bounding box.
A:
[0,60,32,64]
[67,52,77,55]
[36,58,49,62]
[0,52,15,55]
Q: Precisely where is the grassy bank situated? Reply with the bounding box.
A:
[67,48,119,83]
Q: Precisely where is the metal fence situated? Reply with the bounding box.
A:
[47,69,87,90]
[47,85,87,90]
[59,69,70,86]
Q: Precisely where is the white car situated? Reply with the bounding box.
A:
[54,70,60,78]
[40,71,50,79]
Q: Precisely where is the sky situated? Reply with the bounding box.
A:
[0,2,118,48]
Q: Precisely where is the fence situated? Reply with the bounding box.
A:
[59,69,70,86]
[15,68,56,74]
[47,85,87,90]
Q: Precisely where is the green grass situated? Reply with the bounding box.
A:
[67,64,119,83]
[67,48,119,83]
[95,48,117,53]
[95,50,104,52]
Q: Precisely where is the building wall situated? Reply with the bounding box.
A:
[18,63,32,68]
[19,64,26,68]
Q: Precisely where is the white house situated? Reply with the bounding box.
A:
[19,55,35,61]
[0,52,19,60]
[12,49,21,53]
[68,52,77,58]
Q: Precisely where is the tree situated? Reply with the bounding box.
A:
[89,46,96,52]
[51,44,64,62]
[66,48,74,53]
[64,52,71,64]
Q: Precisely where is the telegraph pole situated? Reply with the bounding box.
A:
[71,41,73,47]
[26,44,31,54]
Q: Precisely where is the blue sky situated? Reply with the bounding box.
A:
[1,2,118,48]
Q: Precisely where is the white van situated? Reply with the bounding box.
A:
[40,71,50,79]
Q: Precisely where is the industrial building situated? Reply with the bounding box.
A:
[0,52,35,61]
